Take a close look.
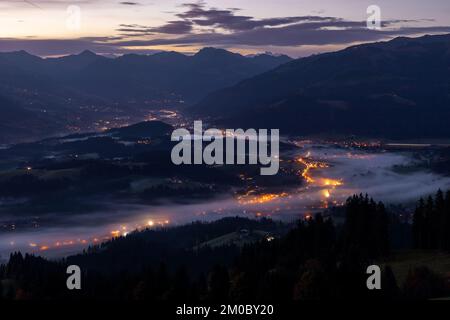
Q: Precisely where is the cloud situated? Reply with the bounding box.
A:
[117,20,193,35]
[114,1,450,49]
[175,2,340,32]
[119,1,142,5]
[2,1,450,57]
[118,1,342,37]
[111,23,450,48]
[22,0,43,10]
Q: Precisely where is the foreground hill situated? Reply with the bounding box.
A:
[192,34,450,139]
[2,194,449,301]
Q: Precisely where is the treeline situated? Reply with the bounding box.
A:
[413,190,450,250]
[0,194,449,300]
[0,174,70,197]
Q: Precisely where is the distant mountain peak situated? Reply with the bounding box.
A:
[154,50,184,56]
[197,47,224,53]
[16,49,32,55]
[0,50,43,63]
[195,47,238,57]
[248,51,286,58]
[49,49,103,67]
[78,50,97,57]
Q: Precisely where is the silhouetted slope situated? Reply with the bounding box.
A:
[192,34,450,138]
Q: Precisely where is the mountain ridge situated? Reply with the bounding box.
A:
[0,48,291,143]
[191,33,450,138]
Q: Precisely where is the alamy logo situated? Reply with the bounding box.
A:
[367,5,381,30]
[171,121,280,175]
[366,265,381,290]
[66,265,81,290]
[66,5,81,31]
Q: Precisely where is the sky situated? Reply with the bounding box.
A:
[1,0,450,57]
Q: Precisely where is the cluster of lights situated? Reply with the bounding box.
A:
[297,153,329,184]
[236,192,289,205]
[297,152,344,203]
[13,218,171,252]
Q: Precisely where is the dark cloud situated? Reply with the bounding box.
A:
[2,1,450,57]
[114,1,450,49]
[23,0,43,10]
[175,2,339,32]
[119,1,140,5]
[112,21,450,48]
[117,20,193,35]
[119,1,341,37]
[152,20,193,34]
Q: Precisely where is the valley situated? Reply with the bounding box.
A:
[1,123,450,260]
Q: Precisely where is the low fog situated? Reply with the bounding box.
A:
[2,145,450,260]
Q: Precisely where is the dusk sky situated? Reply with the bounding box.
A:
[1,0,450,57]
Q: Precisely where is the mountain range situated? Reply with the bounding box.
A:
[192,34,450,139]
[0,48,290,143]
[3,34,450,143]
